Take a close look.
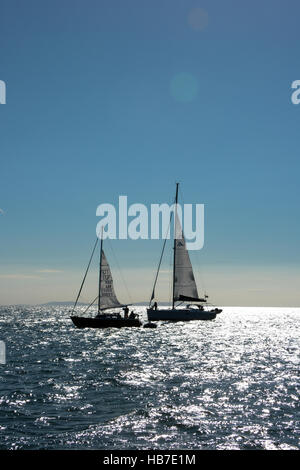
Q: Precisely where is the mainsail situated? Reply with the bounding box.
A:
[99,250,123,310]
[173,213,199,302]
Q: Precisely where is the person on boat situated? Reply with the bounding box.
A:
[123,306,129,319]
[198,305,204,311]
[153,301,157,310]
[129,310,135,319]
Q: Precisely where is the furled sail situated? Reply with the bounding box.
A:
[173,213,199,302]
[99,250,123,310]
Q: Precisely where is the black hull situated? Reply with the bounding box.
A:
[147,308,222,321]
[143,322,158,329]
[70,316,142,329]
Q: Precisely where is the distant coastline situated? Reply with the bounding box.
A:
[40,301,172,307]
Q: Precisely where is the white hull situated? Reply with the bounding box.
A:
[147,308,222,321]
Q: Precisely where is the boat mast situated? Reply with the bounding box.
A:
[172,182,179,309]
[98,228,104,314]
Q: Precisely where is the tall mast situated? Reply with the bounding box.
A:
[98,229,104,314]
[172,182,179,309]
[71,238,98,315]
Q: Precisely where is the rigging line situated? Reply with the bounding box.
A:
[149,187,178,306]
[172,182,179,309]
[71,238,98,315]
[82,296,99,315]
[149,208,173,306]
[149,234,168,306]
[168,248,173,306]
[98,228,104,314]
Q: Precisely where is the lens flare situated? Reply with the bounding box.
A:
[187,7,208,32]
[170,73,199,103]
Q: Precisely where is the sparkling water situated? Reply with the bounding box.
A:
[0,306,299,449]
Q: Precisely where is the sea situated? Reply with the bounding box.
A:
[0,306,299,450]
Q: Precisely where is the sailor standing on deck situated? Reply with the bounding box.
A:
[123,306,129,319]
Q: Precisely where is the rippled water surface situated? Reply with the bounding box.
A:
[0,306,299,449]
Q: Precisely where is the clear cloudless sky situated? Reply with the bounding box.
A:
[0,0,299,306]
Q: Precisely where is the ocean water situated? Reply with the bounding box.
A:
[0,306,299,450]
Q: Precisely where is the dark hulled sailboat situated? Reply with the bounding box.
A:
[70,236,141,328]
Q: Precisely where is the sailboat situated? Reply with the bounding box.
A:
[70,235,142,328]
[147,183,222,321]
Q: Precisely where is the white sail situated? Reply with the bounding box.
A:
[173,213,199,302]
[99,250,123,310]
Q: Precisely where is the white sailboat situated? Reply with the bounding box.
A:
[147,183,222,321]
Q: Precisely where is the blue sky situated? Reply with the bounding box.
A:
[0,0,299,305]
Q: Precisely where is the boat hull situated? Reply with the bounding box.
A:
[70,316,142,329]
[147,308,222,321]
